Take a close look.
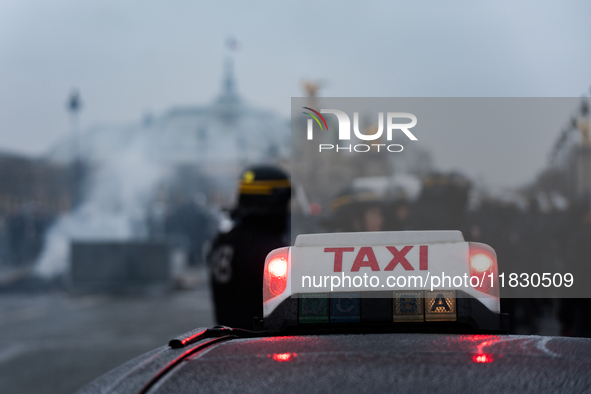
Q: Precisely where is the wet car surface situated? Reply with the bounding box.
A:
[78,331,591,394]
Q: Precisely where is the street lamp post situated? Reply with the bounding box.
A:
[67,89,82,161]
[67,89,84,208]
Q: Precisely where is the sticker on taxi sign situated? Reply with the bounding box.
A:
[330,292,360,323]
[393,291,424,322]
[299,293,329,323]
[425,290,457,321]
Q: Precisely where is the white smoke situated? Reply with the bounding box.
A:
[34,134,169,278]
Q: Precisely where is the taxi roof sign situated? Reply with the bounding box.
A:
[294,230,464,247]
[262,231,508,333]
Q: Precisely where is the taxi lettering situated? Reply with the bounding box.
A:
[324,246,428,272]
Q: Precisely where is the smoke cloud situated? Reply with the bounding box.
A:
[35,133,169,278]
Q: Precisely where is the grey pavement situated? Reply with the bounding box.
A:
[0,285,214,394]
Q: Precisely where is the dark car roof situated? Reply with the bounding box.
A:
[77,330,591,394]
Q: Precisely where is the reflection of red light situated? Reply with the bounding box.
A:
[459,334,497,342]
[309,203,322,216]
[457,335,500,364]
[472,353,494,363]
[271,352,297,362]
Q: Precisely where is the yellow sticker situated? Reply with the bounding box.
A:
[243,171,255,183]
[424,290,457,322]
[393,291,424,322]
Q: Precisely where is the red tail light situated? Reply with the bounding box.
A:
[268,257,288,295]
[263,247,290,303]
[468,243,499,297]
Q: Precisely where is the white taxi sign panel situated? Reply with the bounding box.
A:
[291,243,467,291]
[291,231,483,295]
[262,231,500,319]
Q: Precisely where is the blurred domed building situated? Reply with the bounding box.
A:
[47,58,290,205]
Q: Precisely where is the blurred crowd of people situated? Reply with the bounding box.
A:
[0,204,55,268]
[311,172,591,337]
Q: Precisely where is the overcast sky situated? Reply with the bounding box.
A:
[1,0,590,187]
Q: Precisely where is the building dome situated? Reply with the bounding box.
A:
[47,58,290,178]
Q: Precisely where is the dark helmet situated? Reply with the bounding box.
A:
[234,164,291,216]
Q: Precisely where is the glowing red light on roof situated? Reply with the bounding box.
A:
[269,257,287,279]
[468,243,499,297]
[470,253,493,273]
[263,247,290,303]
[268,257,288,296]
